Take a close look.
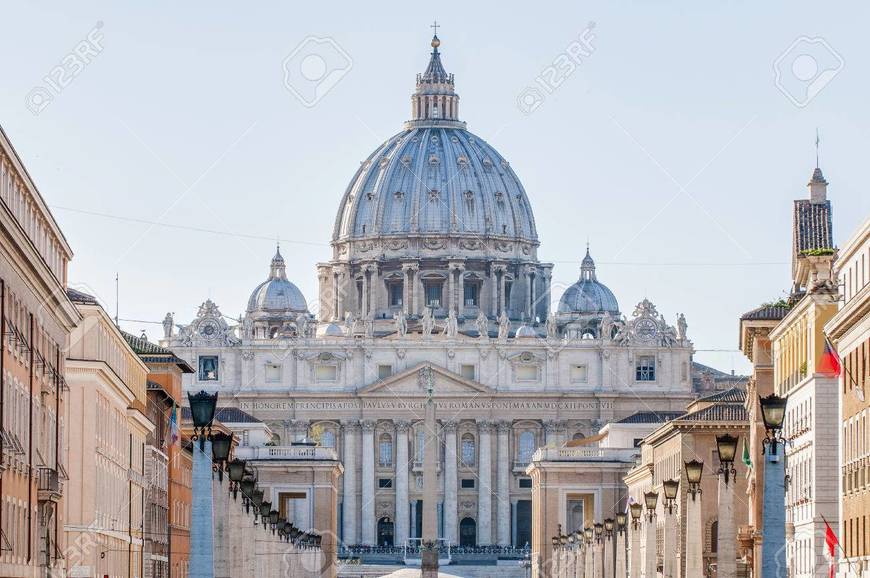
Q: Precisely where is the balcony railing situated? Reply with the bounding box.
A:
[531,446,640,463]
[37,468,62,502]
[234,445,338,461]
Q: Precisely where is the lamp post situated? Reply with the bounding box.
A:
[603,519,614,578]
[759,393,788,578]
[716,433,739,578]
[227,459,246,500]
[210,432,233,482]
[188,390,218,578]
[615,513,627,578]
[643,492,658,578]
[629,503,643,578]
[684,460,704,577]
[660,480,679,578]
[584,527,594,578]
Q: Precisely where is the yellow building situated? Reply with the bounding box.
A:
[64,289,154,578]
[768,166,839,577]
[0,125,79,577]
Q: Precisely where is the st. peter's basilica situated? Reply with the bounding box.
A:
[161,33,727,550]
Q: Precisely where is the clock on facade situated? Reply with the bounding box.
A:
[635,318,658,341]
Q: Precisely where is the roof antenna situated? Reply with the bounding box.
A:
[114,272,119,326]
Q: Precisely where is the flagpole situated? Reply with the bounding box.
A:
[821,514,855,574]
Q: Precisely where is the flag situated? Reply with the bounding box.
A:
[742,439,752,468]
[819,336,842,377]
[824,519,839,578]
[169,402,180,447]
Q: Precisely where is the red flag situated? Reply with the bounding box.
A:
[825,519,838,578]
[819,336,842,377]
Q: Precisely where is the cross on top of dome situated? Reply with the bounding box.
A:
[580,245,597,281]
[411,24,460,125]
[270,244,287,280]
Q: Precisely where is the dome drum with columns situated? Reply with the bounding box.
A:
[164,30,710,552]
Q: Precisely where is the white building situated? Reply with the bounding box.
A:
[164,31,717,552]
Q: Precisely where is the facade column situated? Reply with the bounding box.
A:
[498,268,506,314]
[395,420,411,547]
[594,541,604,578]
[526,268,533,320]
[477,421,493,545]
[415,268,424,315]
[604,534,614,578]
[360,420,376,545]
[585,542,593,578]
[643,516,656,578]
[361,270,369,317]
[496,421,511,546]
[685,492,703,577]
[448,267,455,314]
[457,267,465,317]
[718,473,736,578]
[576,544,585,578]
[490,268,498,317]
[443,422,458,545]
[402,265,413,316]
[615,530,626,578]
[342,420,359,545]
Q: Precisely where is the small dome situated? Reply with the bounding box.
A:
[558,249,620,315]
[515,324,537,339]
[319,323,345,337]
[246,247,308,314]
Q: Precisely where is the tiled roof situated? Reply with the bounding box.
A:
[678,403,748,423]
[121,331,194,373]
[66,287,98,305]
[793,199,834,255]
[741,305,789,321]
[617,411,684,424]
[696,387,746,404]
[180,406,262,424]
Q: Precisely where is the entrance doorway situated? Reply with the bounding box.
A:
[377,517,394,546]
[516,500,532,547]
[459,517,477,547]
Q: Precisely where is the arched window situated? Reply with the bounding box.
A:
[518,431,536,464]
[572,432,585,441]
[461,434,476,466]
[379,433,393,466]
[320,430,335,448]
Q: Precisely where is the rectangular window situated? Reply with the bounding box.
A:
[315,365,338,382]
[425,283,442,308]
[515,365,539,382]
[378,478,393,489]
[570,364,588,383]
[460,479,475,489]
[518,478,533,489]
[389,283,403,307]
[377,364,393,380]
[460,364,476,380]
[198,356,219,381]
[463,284,479,307]
[265,363,281,383]
[636,355,656,382]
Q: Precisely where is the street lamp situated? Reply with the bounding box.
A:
[760,393,788,452]
[716,434,739,485]
[269,510,280,534]
[604,518,614,539]
[251,489,264,522]
[227,458,246,499]
[259,501,271,530]
[662,479,679,515]
[643,491,658,522]
[685,459,703,500]
[593,523,603,544]
[210,432,233,482]
[188,390,218,449]
[616,512,627,535]
[629,502,643,530]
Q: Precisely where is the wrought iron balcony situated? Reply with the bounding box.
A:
[37,468,62,503]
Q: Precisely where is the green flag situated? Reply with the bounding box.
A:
[742,439,752,468]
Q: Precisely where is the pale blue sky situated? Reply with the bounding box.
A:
[2,2,868,374]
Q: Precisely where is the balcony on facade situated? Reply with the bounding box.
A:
[37,467,62,503]
[234,445,339,461]
[530,446,640,463]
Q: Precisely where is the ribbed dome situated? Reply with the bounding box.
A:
[246,248,308,314]
[558,249,619,314]
[332,34,538,245]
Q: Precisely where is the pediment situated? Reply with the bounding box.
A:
[358,362,495,396]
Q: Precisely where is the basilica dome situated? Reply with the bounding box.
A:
[331,36,538,247]
[558,249,619,315]
[246,248,308,315]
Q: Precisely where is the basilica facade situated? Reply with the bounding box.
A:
[164,33,703,550]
